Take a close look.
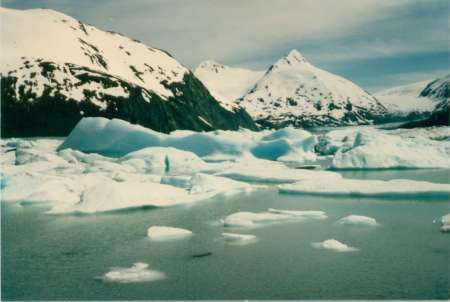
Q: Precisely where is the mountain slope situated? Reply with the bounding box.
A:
[374,80,434,115]
[237,50,387,128]
[194,60,264,111]
[401,74,450,127]
[0,7,256,137]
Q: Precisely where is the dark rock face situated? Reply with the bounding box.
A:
[401,100,449,128]
[1,60,257,137]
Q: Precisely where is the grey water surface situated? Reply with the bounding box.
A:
[2,169,449,300]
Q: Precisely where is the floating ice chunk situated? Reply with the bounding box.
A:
[337,215,377,226]
[49,180,188,214]
[224,208,327,228]
[188,173,254,195]
[215,158,341,184]
[312,239,358,252]
[1,173,82,205]
[147,226,193,241]
[268,208,328,219]
[279,178,450,198]
[100,262,166,283]
[441,213,450,232]
[47,173,257,214]
[222,232,257,245]
[327,128,450,169]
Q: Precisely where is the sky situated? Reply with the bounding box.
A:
[1,0,448,92]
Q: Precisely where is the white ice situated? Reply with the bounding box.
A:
[222,232,257,245]
[224,208,327,228]
[312,239,358,252]
[58,118,319,164]
[147,226,193,241]
[337,215,377,226]
[279,178,450,198]
[99,262,166,283]
[441,213,450,232]
[318,127,450,169]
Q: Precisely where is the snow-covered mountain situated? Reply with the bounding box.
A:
[196,50,387,128]
[374,80,435,115]
[239,50,387,128]
[0,7,256,137]
[194,60,264,111]
[400,74,450,127]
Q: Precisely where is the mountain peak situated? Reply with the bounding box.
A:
[286,49,307,63]
[197,59,226,73]
[270,49,309,70]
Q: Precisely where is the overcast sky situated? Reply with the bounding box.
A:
[2,0,448,92]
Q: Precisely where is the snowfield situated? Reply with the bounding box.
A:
[1,117,449,214]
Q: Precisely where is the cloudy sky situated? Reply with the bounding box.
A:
[2,0,448,91]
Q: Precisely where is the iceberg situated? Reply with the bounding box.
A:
[322,127,450,169]
[224,208,327,228]
[147,226,193,241]
[99,262,166,283]
[222,232,257,245]
[279,178,450,198]
[441,213,450,232]
[337,215,377,226]
[58,118,319,163]
[47,173,256,214]
[312,239,358,252]
[215,157,341,184]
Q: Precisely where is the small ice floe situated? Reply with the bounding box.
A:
[147,226,193,241]
[440,213,450,233]
[337,215,377,226]
[312,239,358,252]
[99,262,166,283]
[222,232,257,245]
[279,178,450,198]
[223,208,327,228]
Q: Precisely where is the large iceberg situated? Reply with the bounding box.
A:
[58,118,319,163]
[279,178,450,198]
[318,127,450,169]
[48,173,255,214]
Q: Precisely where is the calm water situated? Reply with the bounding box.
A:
[2,169,450,300]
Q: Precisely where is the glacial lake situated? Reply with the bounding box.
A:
[2,169,449,300]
